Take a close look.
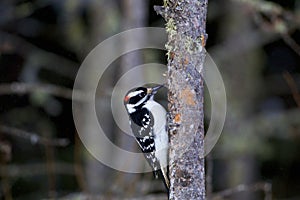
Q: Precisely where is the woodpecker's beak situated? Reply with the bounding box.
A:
[147,85,164,95]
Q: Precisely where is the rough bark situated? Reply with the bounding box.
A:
[155,0,208,199]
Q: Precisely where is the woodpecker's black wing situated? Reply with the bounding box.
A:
[129,108,160,178]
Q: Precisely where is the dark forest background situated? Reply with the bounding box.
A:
[1,0,300,199]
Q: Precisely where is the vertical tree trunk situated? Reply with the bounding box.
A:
[83,0,120,194]
[212,2,262,199]
[156,0,208,199]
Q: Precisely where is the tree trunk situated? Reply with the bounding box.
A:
[155,0,208,199]
[83,0,120,194]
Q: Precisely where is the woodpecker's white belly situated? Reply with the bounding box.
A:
[143,100,168,168]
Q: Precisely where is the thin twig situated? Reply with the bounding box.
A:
[234,0,300,57]
[0,125,69,147]
[283,71,300,107]
[282,33,300,57]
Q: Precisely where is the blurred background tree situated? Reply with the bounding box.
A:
[0,0,300,199]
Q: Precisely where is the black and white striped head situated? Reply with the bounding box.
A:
[124,85,163,114]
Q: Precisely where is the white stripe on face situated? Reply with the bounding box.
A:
[127,90,143,98]
[126,104,136,113]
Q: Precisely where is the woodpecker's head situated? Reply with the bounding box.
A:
[124,85,163,114]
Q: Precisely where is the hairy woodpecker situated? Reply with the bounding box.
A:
[123,85,169,190]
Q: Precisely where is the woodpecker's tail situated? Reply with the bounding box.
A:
[156,166,169,192]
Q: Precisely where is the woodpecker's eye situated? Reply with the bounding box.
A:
[135,88,147,97]
[126,87,148,104]
[139,92,145,97]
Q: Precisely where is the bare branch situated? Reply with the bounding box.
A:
[283,71,300,107]
[0,82,90,101]
[281,34,300,57]
[0,163,75,177]
[0,31,78,79]
[0,125,69,147]
[232,0,300,57]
